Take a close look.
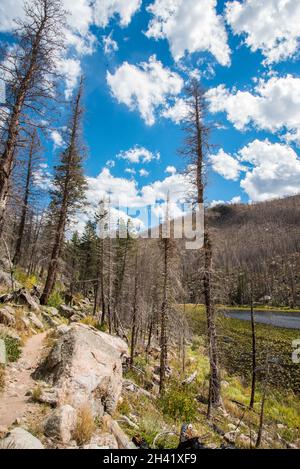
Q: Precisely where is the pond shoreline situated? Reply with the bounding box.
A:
[220,309,300,330]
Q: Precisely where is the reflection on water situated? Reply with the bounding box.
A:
[222,310,300,330]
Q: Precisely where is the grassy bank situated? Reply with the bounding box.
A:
[185,304,300,394]
[117,330,300,448]
[218,305,300,314]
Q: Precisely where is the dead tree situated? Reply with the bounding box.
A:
[0,0,65,229]
[130,252,139,368]
[249,281,257,409]
[13,130,41,266]
[255,356,271,448]
[181,79,221,412]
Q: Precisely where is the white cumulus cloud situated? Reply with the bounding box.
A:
[93,0,141,28]
[118,146,160,164]
[162,97,190,124]
[146,0,231,66]
[0,0,140,98]
[139,168,150,177]
[165,166,177,175]
[226,0,300,64]
[206,75,300,146]
[211,139,300,202]
[210,149,245,180]
[107,56,183,125]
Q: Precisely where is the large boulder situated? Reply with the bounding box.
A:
[0,428,44,449]
[44,405,77,444]
[33,323,128,416]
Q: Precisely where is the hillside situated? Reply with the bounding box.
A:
[183,195,300,308]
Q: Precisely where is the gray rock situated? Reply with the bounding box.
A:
[33,323,129,415]
[0,325,21,342]
[41,312,59,328]
[69,314,82,323]
[0,289,40,312]
[0,305,16,327]
[0,427,44,449]
[224,431,238,444]
[27,312,44,329]
[83,432,118,449]
[42,307,59,317]
[44,405,77,444]
[56,324,70,336]
[59,304,75,319]
[237,434,252,448]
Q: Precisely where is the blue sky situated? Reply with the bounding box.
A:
[1,0,300,222]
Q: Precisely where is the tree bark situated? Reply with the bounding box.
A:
[13,132,36,266]
[0,9,48,226]
[159,239,169,396]
[130,253,138,368]
[204,231,221,415]
[250,284,257,409]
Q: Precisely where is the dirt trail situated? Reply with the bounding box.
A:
[0,332,47,428]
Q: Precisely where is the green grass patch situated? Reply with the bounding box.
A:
[185,304,300,394]
[47,291,64,309]
[14,268,38,290]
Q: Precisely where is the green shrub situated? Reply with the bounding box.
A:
[160,381,197,421]
[97,322,108,332]
[14,269,38,290]
[134,356,147,372]
[47,291,63,309]
[0,335,21,362]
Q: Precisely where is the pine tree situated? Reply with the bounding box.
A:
[79,220,98,297]
[40,79,87,305]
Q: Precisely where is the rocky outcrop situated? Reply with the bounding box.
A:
[0,428,44,449]
[0,306,16,327]
[33,323,128,416]
[0,289,40,312]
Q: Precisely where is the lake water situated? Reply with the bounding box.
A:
[222,309,300,330]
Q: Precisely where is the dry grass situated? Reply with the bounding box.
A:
[14,309,30,336]
[31,384,42,402]
[80,316,100,328]
[73,404,96,446]
[0,364,5,390]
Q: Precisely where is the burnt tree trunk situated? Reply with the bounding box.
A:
[159,238,169,396]
[250,284,257,409]
[130,253,138,368]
